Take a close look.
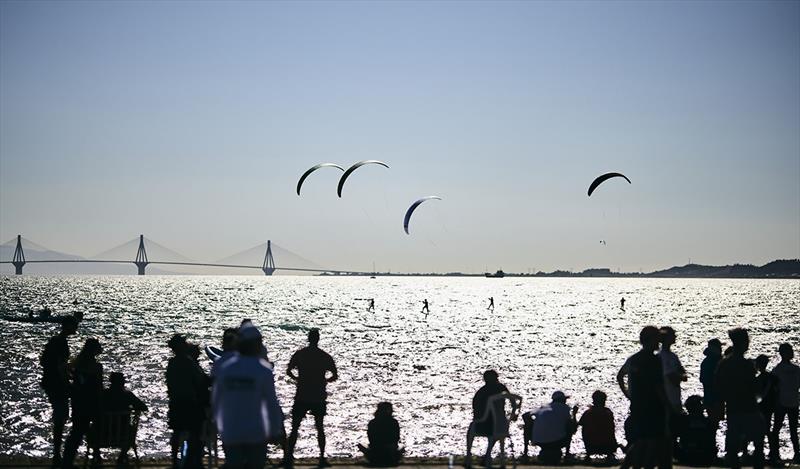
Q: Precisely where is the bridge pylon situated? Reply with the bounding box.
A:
[134,235,149,275]
[262,240,275,276]
[12,235,25,275]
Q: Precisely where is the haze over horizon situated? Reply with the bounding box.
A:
[2,1,799,274]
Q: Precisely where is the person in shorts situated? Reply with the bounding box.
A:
[286,328,338,468]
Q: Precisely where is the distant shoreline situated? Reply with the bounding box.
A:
[3,259,798,279]
[320,259,800,279]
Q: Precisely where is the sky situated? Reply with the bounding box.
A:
[1,0,798,273]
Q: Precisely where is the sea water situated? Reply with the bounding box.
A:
[0,276,798,458]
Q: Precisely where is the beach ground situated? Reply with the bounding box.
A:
[1,456,799,468]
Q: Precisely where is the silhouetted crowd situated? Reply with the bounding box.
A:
[40,316,799,469]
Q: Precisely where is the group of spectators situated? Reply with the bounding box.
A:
[467,326,800,468]
[40,316,799,469]
[40,316,401,469]
[40,316,147,469]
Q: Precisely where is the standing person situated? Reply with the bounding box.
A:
[61,338,104,469]
[166,334,207,469]
[659,326,687,414]
[715,328,765,468]
[754,354,778,459]
[368,299,375,313]
[40,316,78,467]
[211,327,239,376]
[286,328,338,468]
[620,297,625,310]
[213,324,284,469]
[770,343,800,464]
[487,297,494,311]
[700,338,724,426]
[659,326,687,456]
[619,326,671,468]
[468,370,510,466]
[421,299,429,317]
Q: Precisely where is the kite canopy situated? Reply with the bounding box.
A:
[587,172,631,196]
[403,196,442,234]
[296,163,345,196]
[337,160,390,197]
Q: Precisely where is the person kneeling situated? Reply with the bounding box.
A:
[523,391,577,464]
[358,402,403,467]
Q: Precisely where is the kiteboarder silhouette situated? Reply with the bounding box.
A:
[488,297,495,311]
[368,299,375,312]
[620,297,626,310]
[421,299,430,318]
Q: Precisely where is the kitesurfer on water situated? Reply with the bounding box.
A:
[620,298,625,310]
[422,299,430,318]
[488,297,495,311]
[368,299,375,313]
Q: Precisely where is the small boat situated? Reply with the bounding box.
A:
[485,270,505,278]
[1,310,85,324]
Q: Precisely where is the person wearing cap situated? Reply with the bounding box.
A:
[524,390,577,464]
[166,334,207,469]
[286,328,338,468]
[62,338,104,469]
[358,402,403,466]
[39,316,78,467]
[715,327,765,468]
[700,338,724,426]
[769,343,800,464]
[102,372,148,466]
[577,390,618,462]
[213,323,284,469]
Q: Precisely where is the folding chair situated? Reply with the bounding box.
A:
[466,392,522,468]
[85,410,141,468]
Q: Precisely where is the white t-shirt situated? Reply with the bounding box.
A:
[530,401,571,444]
[659,348,683,412]
[771,361,800,408]
[212,354,284,445]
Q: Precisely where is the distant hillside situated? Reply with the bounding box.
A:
[646,259,800,278]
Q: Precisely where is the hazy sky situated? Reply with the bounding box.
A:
[1,0,798,273]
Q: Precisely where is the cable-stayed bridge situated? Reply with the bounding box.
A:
[0,235,366,276]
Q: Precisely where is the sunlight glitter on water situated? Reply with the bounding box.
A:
[0,276,798,458]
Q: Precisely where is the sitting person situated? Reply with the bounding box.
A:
[466,370,513,468]
[523,391,577,464]
[104,372,148,415]
[675,395,716,465]
[99,372,148,466]
[358,402,403,466]
[577,391,618,462]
